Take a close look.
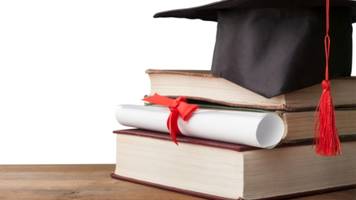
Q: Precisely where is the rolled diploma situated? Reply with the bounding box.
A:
[116,105,285,148]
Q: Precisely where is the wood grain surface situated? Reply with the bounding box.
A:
[0,165,354,200]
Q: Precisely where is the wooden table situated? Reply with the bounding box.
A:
[0,165,355,200]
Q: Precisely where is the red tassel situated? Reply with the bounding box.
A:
[314,0,341,156]
[315,80,341,156]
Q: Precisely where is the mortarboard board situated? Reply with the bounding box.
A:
[154,0,356,156]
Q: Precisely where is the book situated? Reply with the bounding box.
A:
[282,109,356,141]
[147,69,356,111]
[116,105,356,146]
[112,129,356,200]
[116,105,285,148]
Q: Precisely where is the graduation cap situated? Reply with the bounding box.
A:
[154,0,356,156]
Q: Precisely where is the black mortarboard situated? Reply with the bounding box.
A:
[154,0,356,98]
[154,0,356,155]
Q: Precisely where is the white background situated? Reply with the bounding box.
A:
[0,0,355,164]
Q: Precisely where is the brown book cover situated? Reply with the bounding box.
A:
[113,129,356,150]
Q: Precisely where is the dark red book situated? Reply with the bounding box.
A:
[112,129,356,200]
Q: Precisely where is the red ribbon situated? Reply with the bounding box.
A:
[143,93,198,144]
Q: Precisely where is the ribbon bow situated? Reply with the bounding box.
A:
[143,93,198,144]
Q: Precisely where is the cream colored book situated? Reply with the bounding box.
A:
[113,129,356,200]
[147,69,356,111]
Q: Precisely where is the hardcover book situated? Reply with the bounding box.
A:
[147,69,356,111]
[112,129,356,200]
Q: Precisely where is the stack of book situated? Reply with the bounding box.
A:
[112,69,356,200]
